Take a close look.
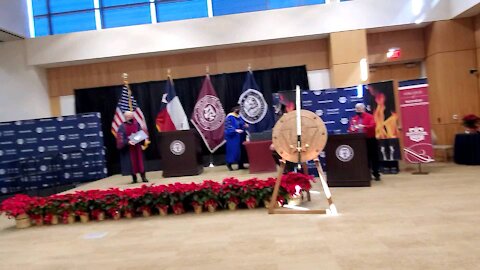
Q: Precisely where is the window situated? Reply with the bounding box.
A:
[101,3,152,28]
[29,0,333,37]
[31,0,96,36]
[212,0,326,16]
[155,0,208,23]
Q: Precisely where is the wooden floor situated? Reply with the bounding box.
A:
[0,163,479,270]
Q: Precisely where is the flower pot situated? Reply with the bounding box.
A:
[50,215,59,225]
[67,215,76,224]
[287,194,303,206]
[15,214,31,229]
[113,213,121,220]
[34,218,44,226]
[207,205,217,213]
[193,205,203,214]
[97,212,105,221]
[263,200,271,209]
[142,210,151,217]
[227,202,237,211]
[157,207,168,216]
[125,212,133,219]
[247,203,257,209]
[80,214,89,223]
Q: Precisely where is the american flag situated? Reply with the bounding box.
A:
[111,85,147,138]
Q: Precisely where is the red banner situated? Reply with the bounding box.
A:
[398,79,434,164]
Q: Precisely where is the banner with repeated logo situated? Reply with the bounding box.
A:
[0,113,107,195]
[301,86,364,134]
[398,79,435,164]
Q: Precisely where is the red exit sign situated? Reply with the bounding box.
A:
[387,48,401,59]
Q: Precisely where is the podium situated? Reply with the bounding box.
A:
[158,130,203,178]
[243,140,277,173]
[325,133,371,187]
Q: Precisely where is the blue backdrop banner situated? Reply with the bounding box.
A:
[301,86,366,134]
[0,113,107,196]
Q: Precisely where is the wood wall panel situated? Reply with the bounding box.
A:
[368,28,425,65]
[475,14,480,48]
[330,30,367,65]
[425,18,476,57]
[47,39,329,97]
[49,97,61,117]
[426,50,479,126]
[330,62,362,88]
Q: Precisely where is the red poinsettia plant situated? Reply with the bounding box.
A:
[281,172,315,196]
[462,114,480,129]
[0,194,32,218]
[0,173,316,225]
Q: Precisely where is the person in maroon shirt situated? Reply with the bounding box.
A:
[116,111,149,184]
[348,103,381,181]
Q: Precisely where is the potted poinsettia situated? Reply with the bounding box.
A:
[221,178,241,210]
[281,172,315,205]
[135,185,154,217]
[72,191,90,223]
[103,189,122,220]
[167,183,188,215]
[29,197,47,226]
[240,179,260,209]
[44,197,62,225]
[190,184,207,214]
[150,185,169,216]
[462,114,480,133]
[0,194,32,229]
[202,180,221,213]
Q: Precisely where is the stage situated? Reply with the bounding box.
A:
[66,165,276,193]
[1,162,479,270]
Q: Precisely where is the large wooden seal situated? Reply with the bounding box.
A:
[272,110,328,163]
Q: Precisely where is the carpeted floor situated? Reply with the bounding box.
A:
[0,162,479,270]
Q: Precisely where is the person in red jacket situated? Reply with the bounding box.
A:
[348,103,381,181]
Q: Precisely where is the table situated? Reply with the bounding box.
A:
[454,133,480,165]
[243,140,277,173]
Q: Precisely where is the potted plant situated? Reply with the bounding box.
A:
[202,181,221,212]
[0,194,32,229]
[281,172,315,206]
[72,191,90,223]
[44,198,61,225]
[462,114,480,133]
[150,185,170,216]
[220,178,241,210]
[240,179,259,209]
[29,197,47,226]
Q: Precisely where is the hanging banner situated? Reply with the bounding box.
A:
[398,79,434,164]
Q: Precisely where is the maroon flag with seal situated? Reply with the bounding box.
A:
[190,75,226,153]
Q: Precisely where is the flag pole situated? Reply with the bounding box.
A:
[122,73,133,112]
[205,65,215,168]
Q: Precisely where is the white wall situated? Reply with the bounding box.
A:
[0,40,50,122]
[307,70,331,90]
[0,0,29,38]
[25,0,452,67]
[450,0,480,17]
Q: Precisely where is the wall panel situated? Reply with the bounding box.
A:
[368,28,425,65]
[47,39,329,97]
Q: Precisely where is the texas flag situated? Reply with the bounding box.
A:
[156,78,190,132]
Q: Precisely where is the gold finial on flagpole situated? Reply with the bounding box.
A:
[206,65,210,77]
[123,73,133,112]
[167,68,171,79]
[247,63,252,73]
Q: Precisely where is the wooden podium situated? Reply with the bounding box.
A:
[325,133,371,187]
[158,130,203,178]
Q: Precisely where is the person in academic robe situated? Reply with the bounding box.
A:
[224,106,248,171]
[116,111,149,184]
[348,103,381,181]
